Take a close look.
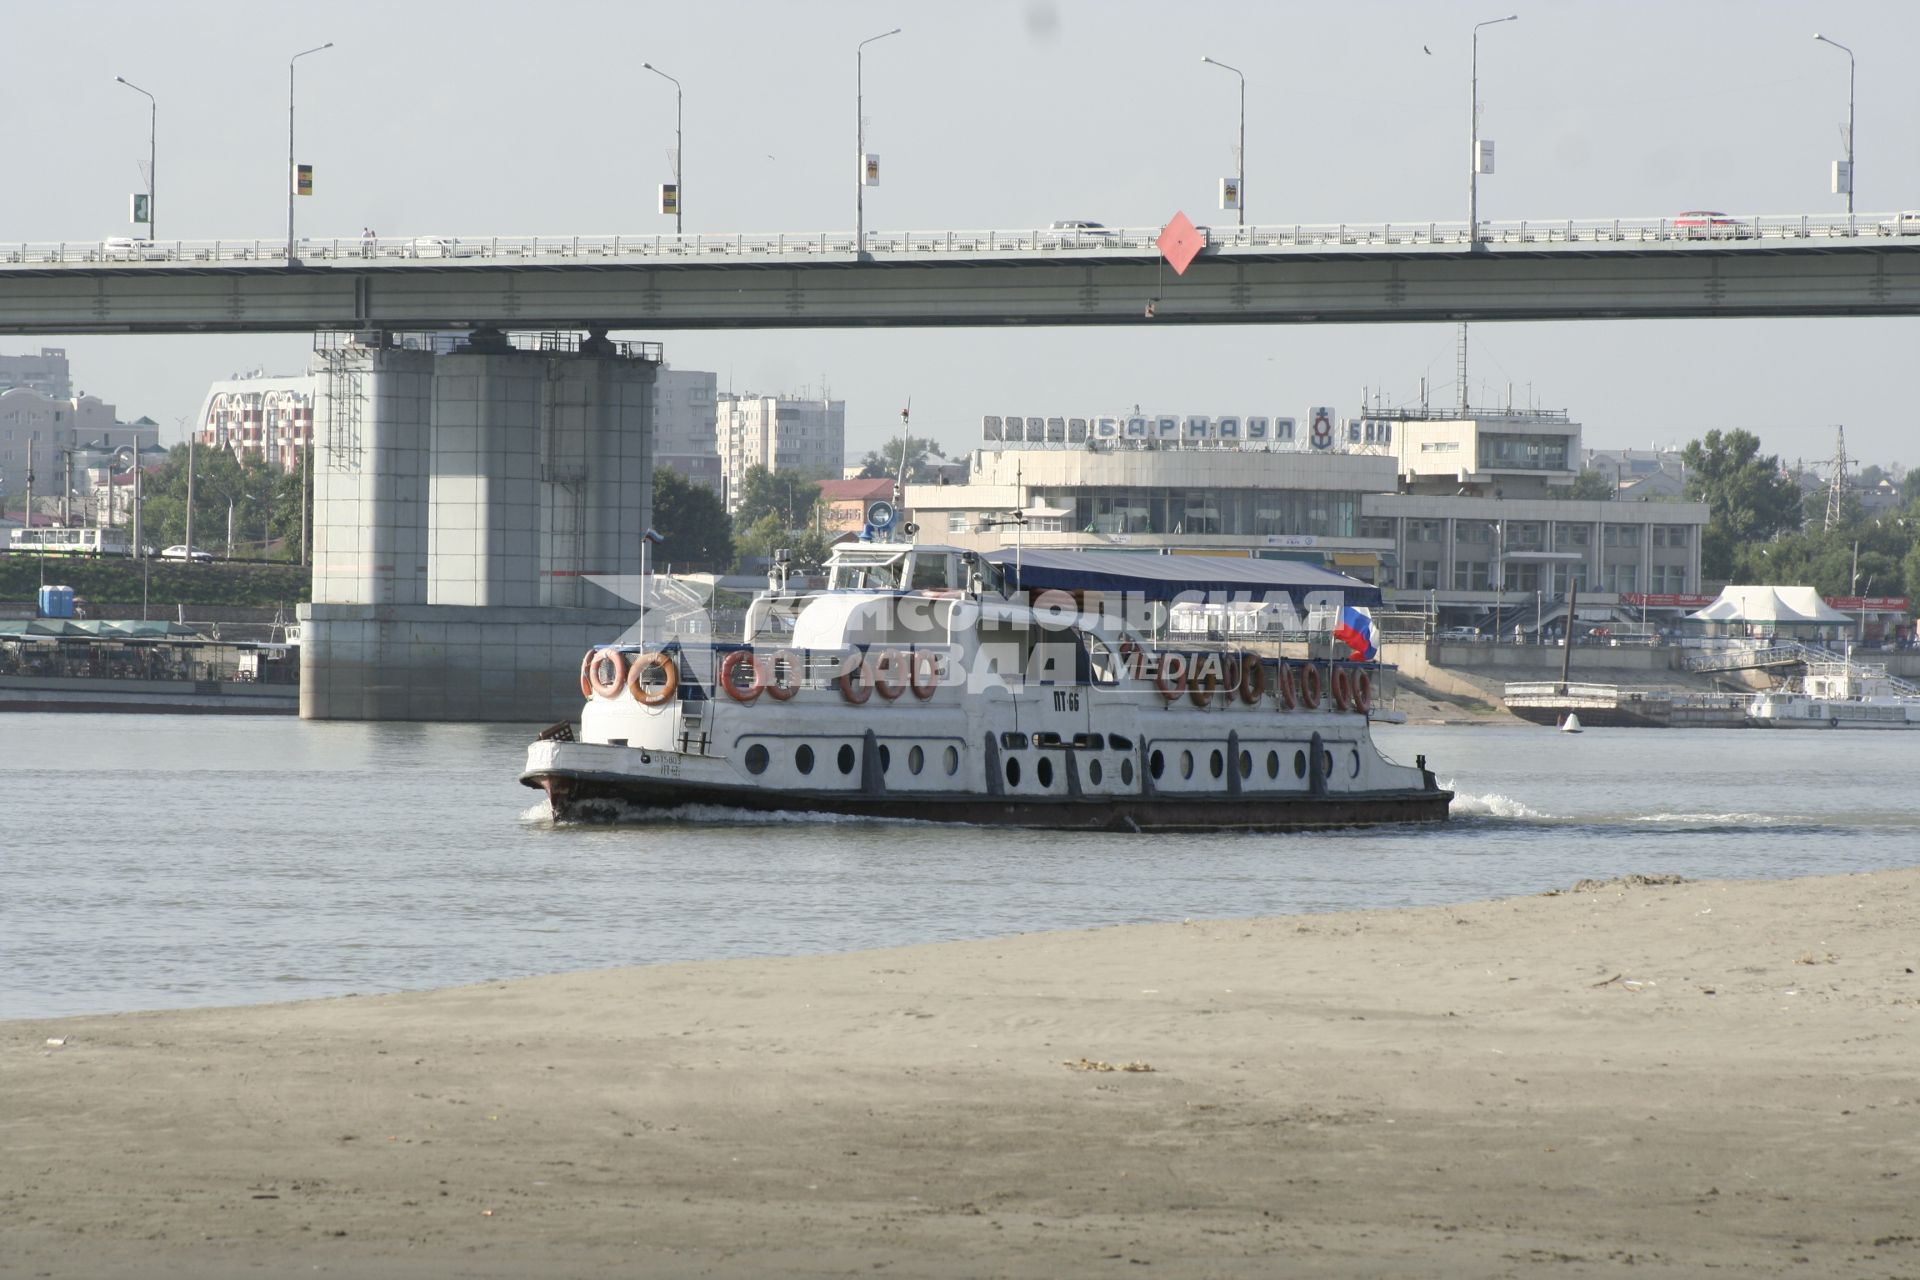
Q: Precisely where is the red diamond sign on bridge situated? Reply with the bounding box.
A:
[1156,211,1206,275]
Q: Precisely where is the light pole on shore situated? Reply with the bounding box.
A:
[642,62,683,234]
[855,27,901,257]
[1201,56,1245,226]
[286,42,333,263]
[1469,14,1517,247]
[1813,33,1855,217]
[115,76,156,241]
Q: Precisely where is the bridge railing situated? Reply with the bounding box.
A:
[5,213,1916,269]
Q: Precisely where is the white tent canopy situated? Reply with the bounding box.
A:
[1687,585,1852,625]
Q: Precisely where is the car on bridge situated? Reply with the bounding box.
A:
[100,237,169,262]
[1048,220,1112,237]
[1673,211,1746,240]
[408,236,481,259]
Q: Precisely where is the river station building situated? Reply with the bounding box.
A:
[902,404,1709,631]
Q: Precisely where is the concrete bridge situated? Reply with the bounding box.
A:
[3,212,1919,335]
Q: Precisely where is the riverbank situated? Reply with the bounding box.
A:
[5,867,1916,1278]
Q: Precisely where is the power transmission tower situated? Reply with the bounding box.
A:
[1823,425,1850,531]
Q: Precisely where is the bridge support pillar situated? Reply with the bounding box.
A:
[300,336,657,721]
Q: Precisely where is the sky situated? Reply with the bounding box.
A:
[3,0,1916,472]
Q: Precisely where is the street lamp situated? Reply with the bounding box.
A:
[855,27,902,257]
[1200,56,1245,226]
[286,42,333,262]
[1813,33,1855,218]
[1469,14,1518,247]
[114,76,156,241]
[641,62,683,234]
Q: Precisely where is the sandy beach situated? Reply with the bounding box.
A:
[5,868,1917,1278]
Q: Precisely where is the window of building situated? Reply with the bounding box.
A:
[1502,561,1543,593]
[1507,521,1544,551]
[1403,559,1440,590]
[1603,524,1641,549]
[1456,520,1495,544]
[1452,559,1493,591]
[1606,564,1638,593]
[1551,563,1590,594]
[1476,433,1570,472]
[947,511,970,533]
[1650,565,1688,593]
[1358,516,1394,540]
[1552,523,1591,551]
[1405,519,1442,544]
[1652,525,1691,549]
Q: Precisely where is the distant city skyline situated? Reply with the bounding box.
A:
[2,0,1914,463]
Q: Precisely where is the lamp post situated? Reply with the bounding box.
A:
[114,76,156,241]
[1469,14,1518,247]
[641,62,683,234]
[1200,56,1245,226]
[855,27,901,257]
[1813,33,1854,218]
[286,42,333,262]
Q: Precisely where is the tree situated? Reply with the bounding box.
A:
[1680,429,1803,579]
[856,435,947,482]
[136,444,306,560]
[730,512,787,571]
[651,467,732,572]
[1555,469,1615,501]
[731,466,822,531]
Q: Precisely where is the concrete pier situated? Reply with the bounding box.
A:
[300,333,657,722]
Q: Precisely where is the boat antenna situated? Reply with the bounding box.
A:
[893,399,912,516]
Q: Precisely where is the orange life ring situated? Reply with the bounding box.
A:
[579,650,595,699]
[1189,653,1222,708]
[587,647,628,699]
[873,649,909,701]
[909,649,939,700]
[837,654,874,705]
[1118,637,1144,679]
[1276,662,1297,710]
[1154,651,1188,702]
[1330,667,1352,712]
[1298,663,1323,710]
[1220,654,1242,705]
[1239,656,1267,704]
[719,649,763,703]
[763,650,801,701]
[627,651,678,706]
[1354,670,1373,715]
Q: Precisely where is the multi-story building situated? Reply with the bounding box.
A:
[716,393,845,510]
[0,386,156,519]
[195,374,315,473]
[652,367,722,492]
[904,403,1710,630]
[0,348,73,400]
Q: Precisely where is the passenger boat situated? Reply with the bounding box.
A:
[521,539,1450,830]
[1746,658,1920,729]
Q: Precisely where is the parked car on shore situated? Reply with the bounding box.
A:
[159,545,214,563]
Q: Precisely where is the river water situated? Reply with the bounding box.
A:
[3,713,1915,1020]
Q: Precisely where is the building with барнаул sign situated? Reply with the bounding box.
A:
[901,405,1709,631]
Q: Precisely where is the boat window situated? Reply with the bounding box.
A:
[1076,630,1120,686]
[878,745,892,773]
[1036,757,1055,788]
[1350,749,1361,778]
[1294,749,1307,779]
[1209,749,1224,779]
[745,744,770,775]
[908,745,925,775]
[832,551,906,591]
[909,552,951,591]
[1001,731,1028,749]
[1087,759,1104,786]
[838,743,857,775]
[1005,757,1022,787]
[1180,750,1195,780]
[1109,734,1134,751]
[1120,758,1134,785]
[1266,750,1280,779]
[1239,750,1253,779]
[1149,749,1165,779]
[1033,731,1062,747]
[972,557,1007,596]
[796,744,815,775]
[943,745,960,776]
[1071,732,1105,750]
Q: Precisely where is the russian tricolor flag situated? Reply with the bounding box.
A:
[1333,605,1377,662]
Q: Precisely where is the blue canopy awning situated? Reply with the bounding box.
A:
[985,549,1381,607]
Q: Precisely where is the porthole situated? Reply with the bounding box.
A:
[1266,750,1280,780]
[1120,758,1135,785]
[1088,758,1104,786]
[943,745,960,776]
[837,743,856,775]
[1350,749,1362,778]
[795,744,815,775]
[1005,757,1022,787]
[878,744,892,773]
[1150,749,1165,779]
[1294,749,1307,779]
[1209,749,1224,779]
[1324,750,1334,777]
[1036,757,1054,788]
[908,745,925,775]
[744,743,770,775]
[1180,750,1194,780]
[1239,749,1253,779]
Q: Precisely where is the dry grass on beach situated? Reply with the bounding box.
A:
[4,868,1918,1278]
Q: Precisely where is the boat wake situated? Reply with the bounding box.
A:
[1447,790,1552,821]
